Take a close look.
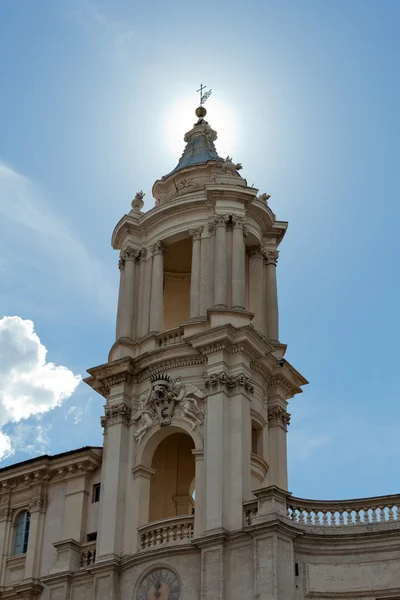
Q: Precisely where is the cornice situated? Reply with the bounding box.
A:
[204,372,255,396]
[185,323,273,362]
[0,449,102,490]
[136,355,206,384]
[84,357,136,398]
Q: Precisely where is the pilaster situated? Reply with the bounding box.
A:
[149,241,165,333]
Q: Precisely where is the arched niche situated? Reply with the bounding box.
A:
[163,237,192,330]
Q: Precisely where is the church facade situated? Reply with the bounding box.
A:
[1,105,400,600]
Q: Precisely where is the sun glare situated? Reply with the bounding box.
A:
[164,95,237,160]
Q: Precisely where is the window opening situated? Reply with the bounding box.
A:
[92,483,101,503]
[13,511,30,555]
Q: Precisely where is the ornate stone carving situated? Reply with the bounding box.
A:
[208,214,229,232]
[137,356,205,384]
[205,372,254,395]
[188,226,204,241]
[150,240,165,256]
[262,248,279,266]
[231,215,246,229]
[28,495,48,513]
[131,190,145,211]
[216,155,243,174]
[132,375,205,442]
[176,177,196,193]
[0,495,11,521]
[268,406,291,430]
[119,246,140,269]
[257,192,271,203]
[101,402,131,428]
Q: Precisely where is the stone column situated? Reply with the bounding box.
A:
[25,489,47,579]
[141,248,152,337]
[263,249,279,343]
[149,241,164,333]
[192,450,205,537]
[231,216,247,310]
[267,381,291,490]
[97,399,131,560]
[131,466,155,554]
[247,246,264,332]
[116,246,138,340]
[61,475,89,543]
[212,216,228,308]
[189,227,203,319]
[0,497,11,586]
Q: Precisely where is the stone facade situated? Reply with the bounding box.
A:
[1,107,400,600]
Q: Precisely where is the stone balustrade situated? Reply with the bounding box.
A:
[287,494,400,527]
[139,515,194,550]
[156,327,184,348]
[80,542,96,567]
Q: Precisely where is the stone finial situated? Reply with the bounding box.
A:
[131,191,145,211]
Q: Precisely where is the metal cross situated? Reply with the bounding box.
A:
[197,83,206,105]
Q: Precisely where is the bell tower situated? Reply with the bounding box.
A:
[84,100,307,600]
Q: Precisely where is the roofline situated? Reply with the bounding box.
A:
[0,446,103,474]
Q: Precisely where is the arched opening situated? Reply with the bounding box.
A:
[149,432,195,522]
[13,511,30,555]
[163,238,192,330]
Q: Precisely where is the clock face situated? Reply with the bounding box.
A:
[137,568,180,600]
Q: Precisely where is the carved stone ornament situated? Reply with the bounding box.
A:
[268,406,291,430]
[262,248,279,266]
[119,246,140,270]
[0,505,12,521]
[188,226,204,241]
[131,190,145,211]
[205,372,255,395]
[257,192,271,203]
[132,375,205,442]
[176,177,196,193]
[208,214,229,232]
[150,240,165,256]
[216,155,243,174]
[28,496,48,513]
[101,402,132,428]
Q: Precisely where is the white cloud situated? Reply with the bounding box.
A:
[0,161,115,320]
[0,316,81,459]
[66,397,92,425]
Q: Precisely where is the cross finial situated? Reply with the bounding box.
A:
[196,83,212,106]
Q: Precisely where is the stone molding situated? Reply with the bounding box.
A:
[205,372,255,395]
[268,376,293,396]
[195,339,259,362]
[119,246,141,270]
[102,372,134,397]
[231,215,249,237]
[136,356,206,384]
[101,402,131,428]
[0,449,101,493]
[188,226,204,241]
[267,406,291,430]
[0,505,12,521]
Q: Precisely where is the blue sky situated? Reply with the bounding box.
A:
[0,0,399,500]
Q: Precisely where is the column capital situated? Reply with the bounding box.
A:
[139,247,147,261]
[262,248,279,266]
[204,371,255,396]
[208,214,229,232]
[150,240,166,256]
[28,493,48,514]
[189,226,204,241]
[119,246,140,269]
[267,406,291,431]
[101,401,132,429]
[231,215,246,229]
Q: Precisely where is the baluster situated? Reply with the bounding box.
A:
[322,511,328,525]
[355,509,361,524]
[371,506,378,523]
[310,511,316,525]
[177,524,183,540]
[346,510,352,526]
[363,508,370,524]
